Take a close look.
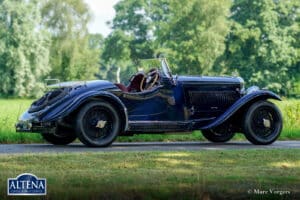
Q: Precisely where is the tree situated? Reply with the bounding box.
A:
[0,0,50,97]
[100,30,134,83]
[112,0,160,60]
[157,0,231,75]
[222,0,300,94]
[101,0,166,82]
[41,0,99,81]
[106,0,231,80]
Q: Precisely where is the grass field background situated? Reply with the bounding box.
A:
[0,98,299,143]
[0,149,299,199]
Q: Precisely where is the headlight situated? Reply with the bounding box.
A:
[246,86,260,94]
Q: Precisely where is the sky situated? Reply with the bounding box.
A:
[84,0,120,37]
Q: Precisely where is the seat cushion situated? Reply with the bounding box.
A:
[115,83,128,92]
[127,73,145,92]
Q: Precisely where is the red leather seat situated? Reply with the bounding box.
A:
[115,83,128,92]
[115,72,145,93]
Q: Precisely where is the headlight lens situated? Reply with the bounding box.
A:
[246,86,260,94]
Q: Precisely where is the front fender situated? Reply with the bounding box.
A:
[200,90,281,130]
[40,90,128,131]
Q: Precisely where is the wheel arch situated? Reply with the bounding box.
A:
[41,91,128,133]
[86,94,128,133]
[200,90,281,130]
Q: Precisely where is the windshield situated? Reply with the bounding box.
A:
[161,58,172,78]
[137,58,172,78]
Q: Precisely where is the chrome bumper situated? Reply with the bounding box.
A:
[16,111,57,133]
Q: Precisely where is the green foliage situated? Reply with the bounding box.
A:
[158,0,231,75]
[100,30,133,82]
[0,0,299,97]
[104,0,299,95]
[103,0,231,80]
[112,0,159,60]
[0,0,50,97]
[0,0,100,97]
[41,0,100,81]
[222,0,300,94]
[100,0,161,82]
[0,99,42,143]
[276,99,300,139]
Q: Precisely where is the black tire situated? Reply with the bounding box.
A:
[42,126,77,145]
[76,101,120,147]
[202,124,235,143]
[243,101,282,145]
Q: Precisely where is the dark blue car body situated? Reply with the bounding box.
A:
[16,59,283,146]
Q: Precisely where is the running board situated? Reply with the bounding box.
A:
[127,118,215,133]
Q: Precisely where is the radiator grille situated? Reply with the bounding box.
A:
[189,91,239,110]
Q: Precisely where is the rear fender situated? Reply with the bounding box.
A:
[41,91,128,131]
[200,90,281,130]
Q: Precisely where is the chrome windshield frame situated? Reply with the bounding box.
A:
[136,58,175,85]
[161,58,173,78]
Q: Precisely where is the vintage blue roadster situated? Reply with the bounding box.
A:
[16,58,282,147]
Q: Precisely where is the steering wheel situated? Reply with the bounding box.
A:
[140,68,159,91]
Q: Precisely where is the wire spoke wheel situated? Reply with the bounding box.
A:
[82,107,114,140]
[76,101,120,147]
[250,107,276,139]
[244,101,282,145]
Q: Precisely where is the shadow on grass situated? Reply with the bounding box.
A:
[0,150,299,199]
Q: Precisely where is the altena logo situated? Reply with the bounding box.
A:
[7,173,46,196]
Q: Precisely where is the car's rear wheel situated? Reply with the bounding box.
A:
[76,101,120,147]
[202,124,235,143]
[42,126,77,145]
[243,101,282,145]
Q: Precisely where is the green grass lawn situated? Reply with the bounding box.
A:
[0,98,299,143]
[0,150,299,199]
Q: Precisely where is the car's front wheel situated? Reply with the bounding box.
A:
[243,101,282,145]
[202,124,235,143]
[76,101,120,147]
[42,126,77,145]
